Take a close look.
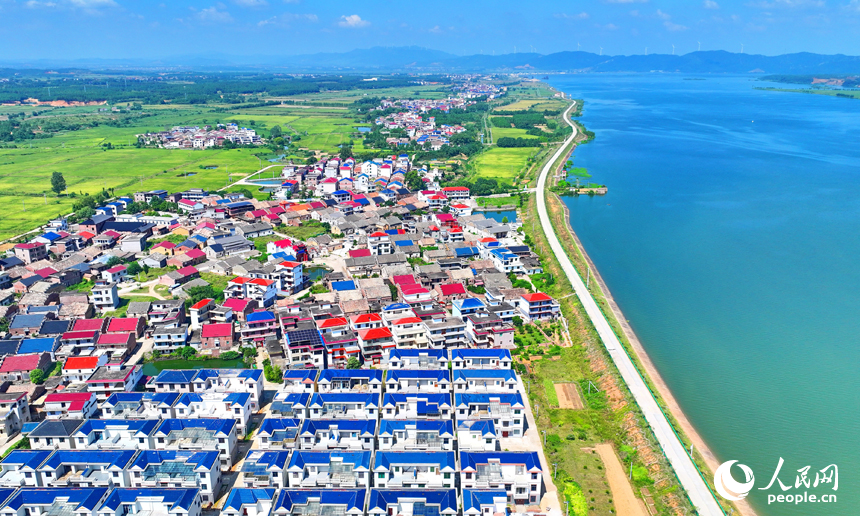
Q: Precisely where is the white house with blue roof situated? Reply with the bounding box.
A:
[462,489,509,516]
[317,369,383,394]
[101,392,180,420]
[455,393,525,438]
[151,370,198,396]
[297,419,376,451]
[280,370,318,393]
[460,451,543,505]
[384,370,451,393]
[95,488,202,516]
[72,420,159,451]
[453,369,518,393]
[153,419,238,470]
[37,449,136,489]
[381,393,453,420]
[452,298,486,319]
[255,418,302,450]
[221,489,277,516]
[287,450,372,489]
[377,420,455,452]
[174,392,252,434]
[0,450,53,487]
[450,349,512,370]
[367,489,458,516]
[0,487,110,516]
[190,369,264,410]
[240,450,292,489]
[386,349,449,369]
[309,393,379,420]
[128,450,221,503]
[457,420,499,452]
[373,451,457,490]
[272,489,366,516]
[269,393,310,419]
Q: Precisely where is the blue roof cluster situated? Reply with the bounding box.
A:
[451,349,512,361]
[299,419,376,436]
[288,451,372,471]
[103,392,180,408]
[452,369,517,382]
[2,487,109,511]
[41,450,137,470]
[155,418,236,436]
[462,489,508,513]
[282,370,318,382]
[99,488,199,512]
[310,393,380,408]
[274,489,365,513]
[454,393,524,408]
[460,451,542,472]
[368,489,457,513]
[224,489,277,512]
[386,370,450,383]
[130,450,219,471]
[373,451,456,471]
[378,419,454,437]
[318,369,383,383]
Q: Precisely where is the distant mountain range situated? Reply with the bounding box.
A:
[3,47,860,74]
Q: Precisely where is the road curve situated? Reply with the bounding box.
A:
[536,102,725,516]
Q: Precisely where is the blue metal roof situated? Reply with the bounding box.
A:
[257,418,302,437]
[374,451,456,471]
[40,232,62,242]
[3,487,109,511]
[318,369,382,383]
[98,488,199,512]
[386,370,450,383]
[368,490,457,513]
[130,450,219,471]
[460,451,542,472]
[104,392,180,408]
[73,419,159,437]
[454,393,524,408]
[309,393,379,408]
[378,419,454,437]
[288,450,372,471]
[246,310,275,323]
[455,246,480,257]
[242,450,291,471]
[41,450,137,470]
[450,349,512,361]
[0,450,52,469]
[153,370,198,384]
[331,280,357,291]
[388,349,448,362]
[155,418,236,436]
[382,393,452,410]
[452,369,517,382]
[224,489,277,512]
[383,302,410,311]
[453,298,485,310]
[394,239,414,246]
[274,490,365,513]
[462,489,508,513]
[282,370,318,382]
[456,420,497,437]
[17,337,59,354]
[299,419,376,436]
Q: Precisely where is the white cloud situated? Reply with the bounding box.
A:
[747,0,824,7]
[338,14,369,27]
[655,9,671,19]
[25,1,58,7]
[703,0,720,8]
[428,25,442,33]
[233,0,267,5]
[664,20,689,30]
[258,12,317,26]
[25,0,115,8]
[196,6,233,23]
[68,0,115,6]
[283,0,300,3]
[554,12,589,19]
[605,0,648,3]
[595,22,619,29]
[845,0,860,11]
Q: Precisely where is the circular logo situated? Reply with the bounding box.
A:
[714,460,755,501]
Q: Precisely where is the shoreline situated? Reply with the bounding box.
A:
[545,94,757,515]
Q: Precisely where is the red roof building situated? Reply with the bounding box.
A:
[72,318,107,332]
[106,317,145,336]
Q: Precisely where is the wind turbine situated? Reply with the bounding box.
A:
[671,44,675,55]
[698,41,701,51]
[577,42,581,51]
[599,47,603,56]
[645,47,648,55]
[741,43,744,53]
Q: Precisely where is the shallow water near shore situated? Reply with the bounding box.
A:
[550,74,860,516]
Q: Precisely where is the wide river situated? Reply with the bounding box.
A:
[549,74,860,515]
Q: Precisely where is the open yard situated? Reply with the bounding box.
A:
[472,147,538,183]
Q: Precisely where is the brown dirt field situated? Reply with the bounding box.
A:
[554,382,584,409]
[596,443,648,516]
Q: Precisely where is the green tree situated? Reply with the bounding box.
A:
[30,369,46,385]
[512,316,524,327]
[76,206,96,221]
[270,125,282,139]
[388,283,398,301]
[502,216,509,224]
[105,256,123,268]
[0,317,8,333]
[176,346,197,360]
[50,171,67,195]
[242,346,258,359]
[264,364,283,383]
[127,261,143,276]
[346,357,361,369]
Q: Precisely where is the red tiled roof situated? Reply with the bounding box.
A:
[14,243,43,250]
[190,298,214,310]
[439,283,466,296]
[184,249,205,260]
[351,313,382,324]
[392,275,417,286]
[46,392,93,403]
[106,265,127,274]
[72,319,105,332]
[318,317,348,329]
[392,316,422,325]
[61,330,98,340]
[348,249,371,258]
[522,292,553,303]
[98,333,133,345]
[34,267,57,278]
[63,356,99,370]
[442,186,469,191]
[223,298,251,311]
[370,232,388,238]
[279,261,301,268]
[250,278,275,287]
[107,317,140,333]
[154,241,177,249]
[229,276,250,284]
[201,323,233,338]
[78,231,95,240]
[176,266,199,277]
[0,354,43,372]
[401,285,429,296]
[358,327,392,340]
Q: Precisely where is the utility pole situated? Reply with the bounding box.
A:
[586,265,590,289]
[553,462,558,479]
[629,461,633,479]
[542,430,546,446]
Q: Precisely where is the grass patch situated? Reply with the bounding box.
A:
[475,195,517,208]
[544,379,560,406]
[282,224,326,241]
[472,147,538,183]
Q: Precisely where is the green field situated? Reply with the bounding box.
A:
[472,147,538,183]
[490,126,540,140]
[476,195,518,208]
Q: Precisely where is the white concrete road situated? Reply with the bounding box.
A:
[536,102,725,516]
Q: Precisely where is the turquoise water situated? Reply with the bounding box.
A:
[550,75,860,515]
[483,209,517,223]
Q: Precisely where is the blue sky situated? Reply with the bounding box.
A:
[2,0,859,60]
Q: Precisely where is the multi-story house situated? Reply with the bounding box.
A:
[317,369,383,394]
[388,316,430,349]
[308,393,379,420]
[36,449,136,489]
[384,370,451,393]
[386,349,449,369]
[71,420,158,450]
[225,277,277,308]
[14,243,48,264]
[190,369,264,410]
[0,392,30,438]
[0,450,52,487]
[241,310,279,345]
[377,420,455,452]
[272,489,366,516]
[464,313,515,349]
[367,490,458,516]
[316,317,360,368]
[91,281,120,310]
[452,369,518,393]
[44,392,98,420]
[86,366,143,402]
[457,420,498,451]
[450,349,512,369]
[269,393,310,419]
[152,419,238,470]
[349,313,383,332]
[460,452,543,505]
[424,318,468,349]
[174,392,252,435]
[152,324,189,353]
[127,450,221,504]
[286,451,372,489]
[151,370,198,395]
[297,419,376,451]
[462,489,509,516]
[255,418,302,450]
[0,487,111,516]
[238,450,291,490]
[275,260,305,294]
[452,297,486,319]
[373,451,457,489]
[454,393,525,438]
[356,327,394,364]
[62,355,107,383]
[101,392,180,420]
[281,370,318,393]
[380,393,453,420]
[222,489,277,516]
[517,292,560,321]
[283,323,327,370]
[28,420,84,450]
[94,488,202,516]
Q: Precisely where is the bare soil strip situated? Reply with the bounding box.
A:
[596,443,648,516]
[554,382,584,409]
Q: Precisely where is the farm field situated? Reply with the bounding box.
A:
[496,99,545,111]
[472,147,538,183]
[490,126,540,140]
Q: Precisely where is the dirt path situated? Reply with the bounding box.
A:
[596,443,648,516]
[554,382,584,409]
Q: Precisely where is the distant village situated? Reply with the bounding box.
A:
[0,82,568,516]
[138,123,263,149]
